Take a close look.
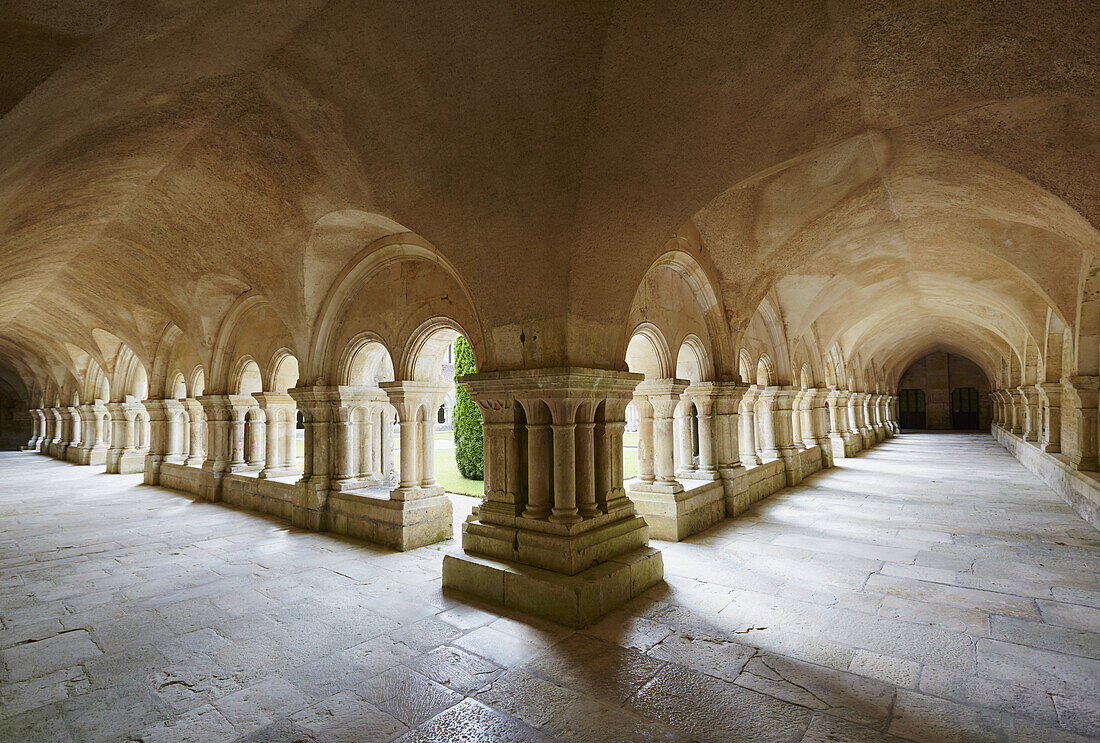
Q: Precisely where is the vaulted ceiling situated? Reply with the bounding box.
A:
[1,0,1097,393]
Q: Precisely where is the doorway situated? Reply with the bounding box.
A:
[899,389,926,429]
[951,387,979,429]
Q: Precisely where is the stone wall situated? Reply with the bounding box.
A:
[898,353,991,430]
[995,426,1100,531]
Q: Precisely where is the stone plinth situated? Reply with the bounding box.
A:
[628,478,725,541]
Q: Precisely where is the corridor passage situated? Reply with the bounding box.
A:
[1,434,1098,743]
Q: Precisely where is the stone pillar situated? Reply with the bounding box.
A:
[771,387,803,485]
[802,389,832,466]
[1066,377,1099,472]
[105,401,136,473]
[738,386,759,466]
[286,386,334,528]
[1008,389,1024,434]
[827,390,855,459]
[633,395,656,483]
[197,394,233,500]
[790,390,805,451]
[47,407,62,456]
[142,399,182,485]
[445,368,662,628]
[755,387,779,461]
[674,399,695,475]
[181,399,206,466]
[1018,386,1041,442]
[683,383,721,481]
[254,393,301,479]
[1037,383,1062,454]
[61,406,81,460]
[856,392,875,448]
[225,396,257,474]
[631,379,687,493]
[381,381,450,500]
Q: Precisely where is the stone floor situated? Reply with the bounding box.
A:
[1,433,1098,743]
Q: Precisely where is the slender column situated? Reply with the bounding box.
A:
[771,387,803,485]
[142,400,176,484]
[64,406,81,458]
[381,407,394,482]
[790,391,805,450]
[1038,383,1062,453]
[755,387,779,461]
[521,400,552,519]
[225,396,252,473]
[1018,386,1041,442]
[689,391,718,478]
[549,400,580,524]
[371,408,384,478]
[398,418,418,488]
[1009,390,1024,434]
[675,400,694,474]
[331,404,357,486]
[648,386,685,483]
[474,397,526,520]
[182,399,205,466]
[739,387,759,466]
[247,408,266,466]
[576,412,599,517]
[799,390,816,448]
[634,396,656,483]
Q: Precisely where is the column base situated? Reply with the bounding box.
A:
[258,466,303,480]
[677,468,720,482]
[462,512,650,575]
[327,487,452,550]
[106,449,145,474]
[627,479,725,541]
[442,546,663,628]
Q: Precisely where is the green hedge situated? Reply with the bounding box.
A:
[452,336,484,480]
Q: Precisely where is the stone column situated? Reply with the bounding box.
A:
[575,401,600,517]
[790,390,805,451]
[1037,383,1062,454]
[287,386,335,528]
[142,399,181,485]
[446,367,662,628]
[827,390,853,459]
[1066,377,1099,472]
[197,394,233,500]
[1018,386,1041,442]
[649,384,685,485]
[253,393,301,479]
[633,395,656,483]
[105,402,129,472]
[1008,389,1024,434]
[519,398,553,518]
[225,396,255,474]
[47,408,63,456]
[683,383,721,481]
[674,399,695,475]
[738,386,760,466]
[380,381,450,500]
[755,387,779,461]
[62,406,81,460]
[181,399,205,466]
[771,387,803,485]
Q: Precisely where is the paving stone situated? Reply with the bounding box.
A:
[889,689,1013,743]
[1,628,101,682]
[0,703,74,742]
[917,665,1058,724]
[358,666,461,726]
[989,615,1100,660]
[451,624,545,666]
[0,663,88,719]
[396,697,551,743]
[1037,600,1100,632]
[877,594,990,635]
[976,638,1100,697]
[628,663,812,743]
[404,645,501,694]
[524,634,666,705]
[134,703,238,743]
[825,611,976,673]
[289,690,407,742]
[212,676,311,735]
[847,648,920,688]
[735,652,894,726]
[646,627,756,681]
[800,713,911,743]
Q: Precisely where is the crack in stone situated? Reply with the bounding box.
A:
[8,627,88,647]
[756,658,831,710]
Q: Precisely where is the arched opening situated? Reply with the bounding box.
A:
[338,338,397,488]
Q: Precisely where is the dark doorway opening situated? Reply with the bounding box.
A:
[951,387,980,430]
[899,389,926,429]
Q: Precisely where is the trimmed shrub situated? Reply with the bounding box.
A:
[452,336,483,480]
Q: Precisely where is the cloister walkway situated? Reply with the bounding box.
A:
[0,433,1097,742]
